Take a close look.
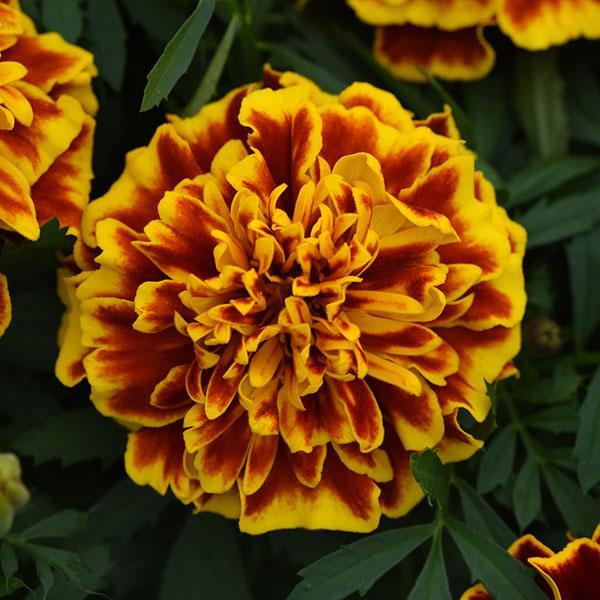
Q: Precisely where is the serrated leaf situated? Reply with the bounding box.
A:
[12,409,125,468]
[20,510,86,542]
[456,480,515,548]
[87,0,127,91]
[183,14,240,115]
[519,191,600,249]
[542,466,599,535]
[289,524,433,600]
[506,156,600,208]
[159,514,251,600]
[513,456,541,530]
[574,367,600,493]
[567,229,600,350]
[406,534,451,600]
[140,0,216,111]
[410,450,450,504]
[477,427,517,494]
[41,0,82,42]
[446,518,546,600]
[513,49,568,159]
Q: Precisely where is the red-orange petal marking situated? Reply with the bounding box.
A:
[374,24,495,83]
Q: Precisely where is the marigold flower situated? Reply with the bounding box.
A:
[57,67,526,534]
[461,525,600,599]
[347,0,600,81]
[0,0,97,335]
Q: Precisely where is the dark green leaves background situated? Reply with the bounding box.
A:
[1,0,599,598]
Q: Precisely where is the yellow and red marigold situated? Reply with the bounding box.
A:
[0,0,97,336]
[346,0,600,81]
[461,525,600,600]
[57,67,526,534]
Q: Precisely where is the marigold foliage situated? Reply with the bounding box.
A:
[56,67,526,534]
[347,0,600,81]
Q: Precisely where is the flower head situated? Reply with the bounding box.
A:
[461,525,600,599]
[0,0,96,336]
[347,0,600,81]
[57,67,526,534]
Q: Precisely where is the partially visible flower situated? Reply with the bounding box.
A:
[0,453,30,537]
[0,0,97,336]
[346,0,600,81]
[461,525,600,599]
[57,67,526,534]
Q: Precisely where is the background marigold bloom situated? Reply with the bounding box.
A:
[347,0,600,81]
[461,524,600,599]
[57,67,526,534]
[0,0,96,336]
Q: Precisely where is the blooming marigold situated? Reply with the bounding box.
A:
[0,0,97,335]
[461,525,600,599]
[57,67,526,534]
[346,0,600,81]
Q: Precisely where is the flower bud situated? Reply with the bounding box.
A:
[528,317,563,355]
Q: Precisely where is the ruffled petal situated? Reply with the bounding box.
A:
[375,25,495,82]
[497,0,600,50]
[239,444,381,534]
[0,151,37,239]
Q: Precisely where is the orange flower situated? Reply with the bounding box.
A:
[0,0,96,336]
[347,0,600,81]
[57,67,526,534]
[461,525,600,600]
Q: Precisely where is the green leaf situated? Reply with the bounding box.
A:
[506,157,600,208]
[120,0,184,42]
[542,466,599,535]
[519,191,600,249]
[477,427,517,494]
[159,514,251,600]
[88,480,165,543]
[35,559,55,599]
[12,409,125,468]
[513,49,568,159]
[140,0,216,111]
[0,577,28,597]
[455,480,515,548]
[289,524,433,600]
[87,0,127,91]
[410,450,450,505]
[446,518,546,600]
[513,456,541,530]
[406,534,451,600]
[12,542,83,585]
[574,366,600,493]
[523,404,579,433]
[567,229,600,350]
[41,0,82,42]
[183,14,240,116]
[0,219,71,275]
[20,510,86,542]
[0,543,17,581]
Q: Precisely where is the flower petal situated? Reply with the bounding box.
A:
[0,273,11,336]
[459,583,493,600]
[239,444,381,534]
[375,25,495,83]
[81,297,193,425]
[0,151,37,239]
[32,114,94,232]
[497,0,600,50]
[529,539,600,600]
[3,32,95,94]
[81,124,200,247]
[436,412,483,463]
[333,442,393,483]
[242,434,279,495]
[290,444,327,488]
